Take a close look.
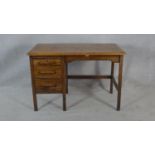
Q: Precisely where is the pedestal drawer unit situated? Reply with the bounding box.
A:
[29,56,67,111]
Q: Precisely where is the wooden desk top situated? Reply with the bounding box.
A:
[28,43,126,56]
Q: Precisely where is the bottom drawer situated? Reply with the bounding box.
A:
[35,79,63,93]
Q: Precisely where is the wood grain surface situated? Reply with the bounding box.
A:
[28,43,126,56]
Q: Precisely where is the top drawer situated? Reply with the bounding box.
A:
[33,58,63,66]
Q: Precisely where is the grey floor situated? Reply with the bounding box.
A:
[0,80,155,121]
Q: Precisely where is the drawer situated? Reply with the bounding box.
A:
[33,58,63,66]
[34,66,63,79]
[35,79,63,93]
[66,55,119,63]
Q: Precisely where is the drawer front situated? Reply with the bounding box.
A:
[66,55,119,63]
[35,79,63,93]
[34,66,63,79]
[33,58,63,66]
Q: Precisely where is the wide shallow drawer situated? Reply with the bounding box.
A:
[35,79,63,93]
[66,55,119,62]
[33,58,63,66]
[34,66,63,78]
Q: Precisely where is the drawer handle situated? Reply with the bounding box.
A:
[38,62,53,65]
[38,61,60,66]
[39,71,56,74]
[41,83,57,87]
[85,54,90,57]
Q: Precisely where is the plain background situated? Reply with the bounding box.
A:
[0,34,155,121]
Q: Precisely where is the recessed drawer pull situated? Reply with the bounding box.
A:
[39,70,56,74]
[40,83,57,87]
[37,60,62,66]
[38,62,53,65]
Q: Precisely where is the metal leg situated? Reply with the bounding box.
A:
[117,56,123,111]
[110,61,114,94]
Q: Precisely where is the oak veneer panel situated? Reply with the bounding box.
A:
[34,66,63,79]
[65,55,120,63]
[33,57,63,66]
[35,76,63,93]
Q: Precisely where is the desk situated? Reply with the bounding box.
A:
[28,43,126,111]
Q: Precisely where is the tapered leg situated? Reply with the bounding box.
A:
[30,57,38,111]
[66,63,68,93]
[63,94,66,111]
[62,61,67,111]
[117,56,123,111]
[110,61,114,94]
[32,92,38,111]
